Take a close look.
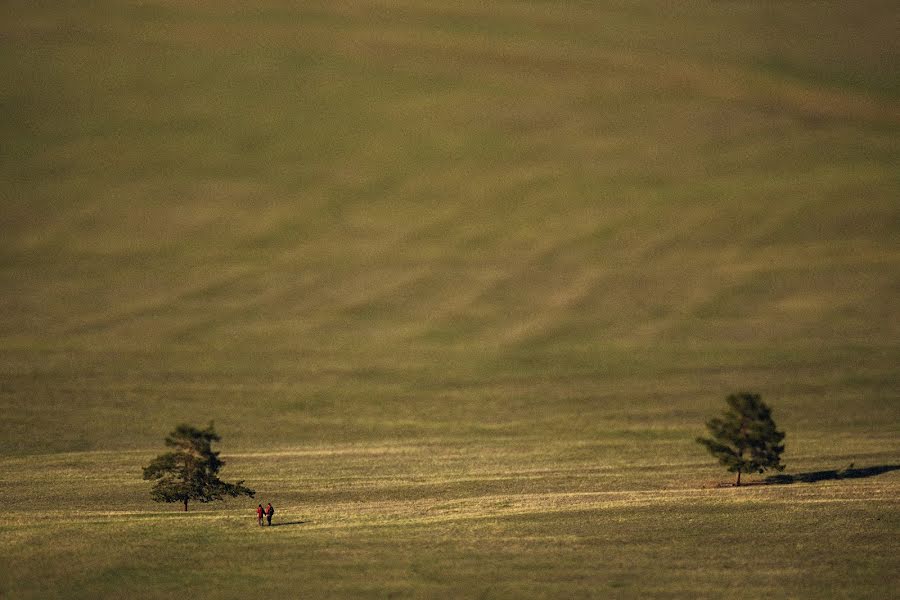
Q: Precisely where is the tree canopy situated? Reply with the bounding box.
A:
[142,423,254,511]
[697,393,786,486]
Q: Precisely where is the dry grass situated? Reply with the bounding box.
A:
[1,0,898,597]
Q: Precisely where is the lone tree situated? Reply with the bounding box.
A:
[697,392,786,486]
[143,423,254,511]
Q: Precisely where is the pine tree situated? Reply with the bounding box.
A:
[696,393,786,486]
[142,423,255,511]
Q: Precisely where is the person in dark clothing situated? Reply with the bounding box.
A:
[266,503,274,526]
[256,504,264,527]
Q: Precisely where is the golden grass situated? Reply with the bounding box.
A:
[1,0,898,597]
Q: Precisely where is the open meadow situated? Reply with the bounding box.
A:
[1,1,898,598]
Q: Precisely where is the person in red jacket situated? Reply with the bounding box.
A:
[265,503,274,526]
[256,504,264,527]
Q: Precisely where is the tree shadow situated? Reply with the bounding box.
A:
[764,464,900,485]
[269,520,308,527]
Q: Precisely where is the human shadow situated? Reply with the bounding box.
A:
[764,464,900,485]
[269,520,308,527]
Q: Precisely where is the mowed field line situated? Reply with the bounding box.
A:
[4,480,896,532]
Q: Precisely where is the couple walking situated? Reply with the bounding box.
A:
[257,503,274,526]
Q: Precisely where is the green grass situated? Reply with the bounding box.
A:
[1,1,898,598]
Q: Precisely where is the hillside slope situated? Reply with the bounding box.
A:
[1,1,897,454]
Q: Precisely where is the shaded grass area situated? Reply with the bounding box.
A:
[0,341,897,456]
[766,464,900,485]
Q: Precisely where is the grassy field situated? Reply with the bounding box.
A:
[1,1,898,598]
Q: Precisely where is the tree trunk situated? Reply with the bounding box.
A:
[736,471,741,486]
[184,498,189,511]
